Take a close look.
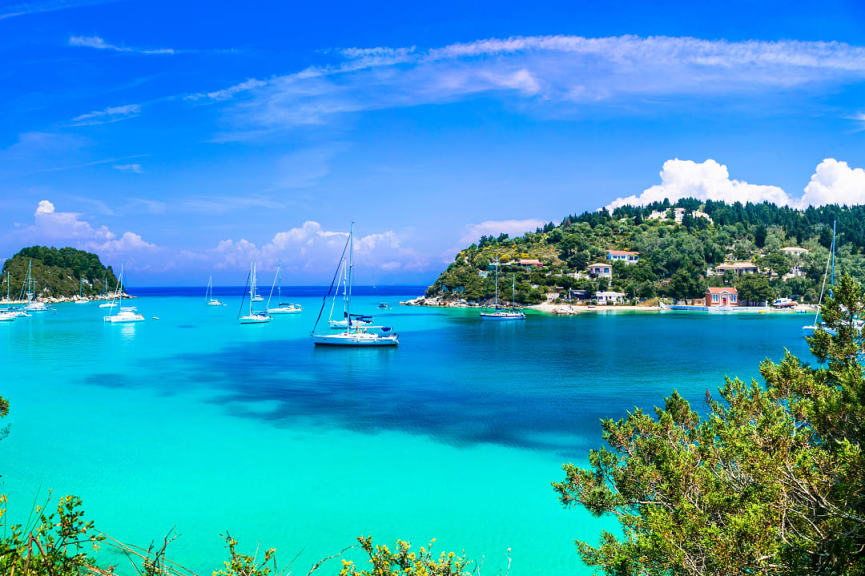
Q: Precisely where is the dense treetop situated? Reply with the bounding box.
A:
[427,199,865,304]
[1,246,118,299]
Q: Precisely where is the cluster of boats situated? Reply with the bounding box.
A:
[3,224,530,345]
[0,262,145,324]
[204,223,401,346]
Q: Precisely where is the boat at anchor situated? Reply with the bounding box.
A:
[312,223,398,347]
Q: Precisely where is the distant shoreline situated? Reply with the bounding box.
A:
[401,296,819,316]
[0,293,132,305]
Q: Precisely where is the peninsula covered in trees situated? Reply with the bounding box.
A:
[424,199,865,305]
[0,246,118,300]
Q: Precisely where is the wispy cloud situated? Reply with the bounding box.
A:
[185,35,865,135]
[0,0,115,21]
[70,103,141,126]
[113,163,143,174]
[69,35,175,55]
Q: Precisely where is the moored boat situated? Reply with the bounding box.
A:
[480,265,525,320]
[265,265,302,315]
[238,263,271,324]
[104,307,145,323]
[312,223,398,347]
[205,275,225,306]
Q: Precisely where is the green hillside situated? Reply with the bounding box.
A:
[1,246,118,300]
[427,199,865,305]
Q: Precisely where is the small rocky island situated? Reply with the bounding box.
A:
[1,246,120,302]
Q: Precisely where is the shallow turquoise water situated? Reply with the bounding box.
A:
[0,290,813,575]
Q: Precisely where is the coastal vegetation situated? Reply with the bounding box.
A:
[555,274,865,575]
[427,199,865,304]
[1,246,118,300]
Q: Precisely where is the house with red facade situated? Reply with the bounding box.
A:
[705,286,738,307]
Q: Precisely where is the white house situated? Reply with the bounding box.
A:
[588,263,612,279]
[714,262,759,276]
[607,250,640,264]
[781,247,809,257]
[596,291,626,305]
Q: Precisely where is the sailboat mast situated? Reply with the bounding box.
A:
[27,260,32,304]
[347,222,354,321]
[830,219,836,290]
[494,259,499,307]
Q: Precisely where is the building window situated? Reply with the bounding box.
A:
[713,294,719,303]
[731,294,737,303]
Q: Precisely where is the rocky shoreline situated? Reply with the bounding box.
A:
[401,296,817,316]
[0,293,134,305]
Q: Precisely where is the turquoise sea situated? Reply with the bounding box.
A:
[0,287,813,575]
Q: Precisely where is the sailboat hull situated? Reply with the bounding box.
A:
[314,332,398,346]
[268,306,301,314]
[480,311,526,320]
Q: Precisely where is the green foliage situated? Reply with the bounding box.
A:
[0,493,106,575]
[426,199,865,303]
[1,246,118,299]
[735,273,775,305]
[214,533,278,576]
[555,274,865,575]
[339,537,475,576]
[0,395,7,443]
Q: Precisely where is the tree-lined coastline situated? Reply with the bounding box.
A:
[424,200,865,306]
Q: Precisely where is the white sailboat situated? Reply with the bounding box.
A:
[266,266,302,314]
[103,266,144,323]
[239,263,271,324]
[313,223,398,346]
[480,262,525,320]
[23,261,48,312]
[75,278,90,304]
[804,221,835,331]
[99,274,116,308]
[205,275,225,306]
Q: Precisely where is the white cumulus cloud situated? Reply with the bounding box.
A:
[606,157,865,211]
[799,158,865,207]
[605,159,792,210]
[19,200,157,261]
[211,221,426,277]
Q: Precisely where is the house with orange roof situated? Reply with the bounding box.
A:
[705,286,738,307]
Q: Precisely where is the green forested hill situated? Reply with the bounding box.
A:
[427,199,865,304]
[1,246,118,300]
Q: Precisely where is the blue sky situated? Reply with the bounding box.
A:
[3,0,865,285]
